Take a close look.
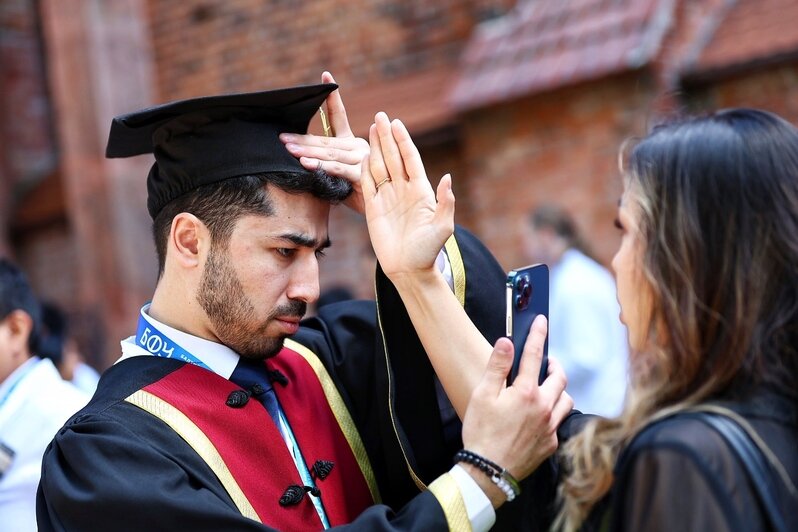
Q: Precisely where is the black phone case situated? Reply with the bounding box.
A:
[506,263,549,384]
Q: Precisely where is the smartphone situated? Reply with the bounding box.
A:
[506,263,549,384]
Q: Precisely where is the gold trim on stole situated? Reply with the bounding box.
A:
[428,473,472,531]
[125,390,261,522]
[282,338,382,504]
[444,234,466,307]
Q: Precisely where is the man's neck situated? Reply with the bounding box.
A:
[148,286,216,343]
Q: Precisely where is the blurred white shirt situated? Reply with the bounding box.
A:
[0,357,90,531]
[70,361,100,395]
[549,249,629,417]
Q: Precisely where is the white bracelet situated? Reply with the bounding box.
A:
[490,474,517,502]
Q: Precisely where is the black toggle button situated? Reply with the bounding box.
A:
[312,460,334,480]
[268,369,289,387]
[279,484,321,506]
[226,390,250,408]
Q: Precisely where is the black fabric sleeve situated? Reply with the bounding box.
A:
[36,407,449,531]
[37,410,271,531]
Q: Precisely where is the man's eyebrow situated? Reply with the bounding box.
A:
[276,233,332,250]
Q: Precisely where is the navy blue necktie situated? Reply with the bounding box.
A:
[229,358,282,432]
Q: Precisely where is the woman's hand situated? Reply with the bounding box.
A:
[361,112,455,282]
[460,316,573,506]
[280,71,369,214]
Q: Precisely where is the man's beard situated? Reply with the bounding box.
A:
[197,246,306,360]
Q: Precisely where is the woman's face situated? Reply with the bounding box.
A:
[611,183,652,352]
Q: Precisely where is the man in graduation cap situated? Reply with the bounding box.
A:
[36,75,570,531]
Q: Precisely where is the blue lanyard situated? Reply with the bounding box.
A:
[135,311,212,371]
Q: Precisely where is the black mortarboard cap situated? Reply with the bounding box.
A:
[106,83,337,219]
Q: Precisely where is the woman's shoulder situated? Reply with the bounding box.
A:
[615,413,742,495]
[603,414,748,531]
[607,409,796,531]
[622,405,797,469]
[624,413,728,456]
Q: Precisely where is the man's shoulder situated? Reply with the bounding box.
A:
[84,355,186,409]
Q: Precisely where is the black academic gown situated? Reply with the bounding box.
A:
[36,226,559,531]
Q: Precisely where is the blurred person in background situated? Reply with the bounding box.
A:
[39,302,100,395]
[0,260,89,531]
[522,205,628,417]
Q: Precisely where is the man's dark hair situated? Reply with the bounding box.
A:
[152,168,352,275]
[0,258,42,352]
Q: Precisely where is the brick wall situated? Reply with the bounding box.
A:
[459,72,659,270]
[146,0,514,99]
[36,0,158,367]
[686,64,798,121]
[0,0,57,255]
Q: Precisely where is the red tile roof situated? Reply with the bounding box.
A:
[685,0,798,80]
[449,0,675,112]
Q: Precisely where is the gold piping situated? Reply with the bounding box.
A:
[319,107,332,137]
[428,473,471,531]
[444,234,466,307]
[125,390,261,522]
[283,338,382,504]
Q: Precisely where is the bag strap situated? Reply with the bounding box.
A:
[691,408,789,532]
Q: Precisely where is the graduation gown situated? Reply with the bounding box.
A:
[36,227,557,531]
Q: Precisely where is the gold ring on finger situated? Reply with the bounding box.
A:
[375,177,392,189]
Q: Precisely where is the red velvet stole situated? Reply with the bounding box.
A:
[142,345,374,529]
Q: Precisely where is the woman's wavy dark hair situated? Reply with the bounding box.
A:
[557,108,798,530]
[152,168,352,275]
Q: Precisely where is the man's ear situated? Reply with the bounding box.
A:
[5,309,34,358]
[169,213,209,270]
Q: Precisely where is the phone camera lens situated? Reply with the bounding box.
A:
[515,275,533,310]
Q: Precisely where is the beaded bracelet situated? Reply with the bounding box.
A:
[453,449,522,502]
